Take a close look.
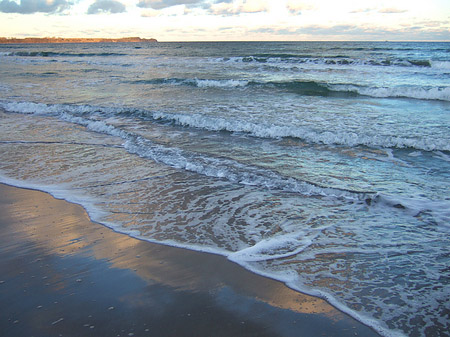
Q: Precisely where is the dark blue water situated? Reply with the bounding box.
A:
[1,41,449,337]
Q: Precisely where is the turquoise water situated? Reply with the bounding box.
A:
[0,41,449,336]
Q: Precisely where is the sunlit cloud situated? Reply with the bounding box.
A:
[378,8,407,14]
[209,0,269,16]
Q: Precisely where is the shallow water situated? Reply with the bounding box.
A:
[0,41,449,337]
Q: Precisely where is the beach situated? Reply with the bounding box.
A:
[0,183,381,337]
[1,41,448,336]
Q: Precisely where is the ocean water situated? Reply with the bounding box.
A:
[0,41,449,336]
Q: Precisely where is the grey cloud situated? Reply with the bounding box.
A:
[187,0,210,10]
[0,0,71,14]
[137,0,203,10]
[350,8,374,14]
[87,0,126,14]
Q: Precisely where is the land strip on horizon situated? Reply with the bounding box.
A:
[0,37,157,44]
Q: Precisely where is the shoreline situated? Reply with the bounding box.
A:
[0,183,380,336]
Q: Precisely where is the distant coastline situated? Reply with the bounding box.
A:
[0,37,157,44]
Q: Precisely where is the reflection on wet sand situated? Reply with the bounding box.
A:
[0,183,380,337]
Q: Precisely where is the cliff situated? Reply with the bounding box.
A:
[0,37,157,44]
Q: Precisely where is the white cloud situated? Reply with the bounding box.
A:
[141,8,160,16]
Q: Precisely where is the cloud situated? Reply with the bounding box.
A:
[378,8,408,14]
[350,8,375,14]
[141,8,160,16]
[137,0,203,10]
[411,20,450,28]
[250,24,390,38]
[0,0,71,14]
[210,0,269,16]
[250,23,450,41]
[87,0,126,14]
[350,7,407,14]
[286,1,313,15]
[252,27,300,35]
[136,0,269,15]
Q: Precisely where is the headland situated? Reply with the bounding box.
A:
[0,37,157,44]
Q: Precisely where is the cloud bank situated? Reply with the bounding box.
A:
[0,0,70,14]
[137,0,269,15]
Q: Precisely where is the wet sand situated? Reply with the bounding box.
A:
[0,183,380,337]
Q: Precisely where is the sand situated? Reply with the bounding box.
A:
[0,183,380,337]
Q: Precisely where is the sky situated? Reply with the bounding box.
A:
[0,0,449,41]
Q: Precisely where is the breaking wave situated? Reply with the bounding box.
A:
[3,100,447,228]
[224,54,439,69]
[1,101,449,152]
[131,77,450,101]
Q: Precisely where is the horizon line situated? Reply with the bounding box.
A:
[1,37,449,43]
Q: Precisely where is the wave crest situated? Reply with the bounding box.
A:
[132,77,450,101]
[1,101,449,152]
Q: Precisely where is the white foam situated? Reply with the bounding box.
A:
[0,101,58,115]
[229,235,313,262]
[59,113,129,139]
[193,78,249,88]
[408,151,422,157]
[332,84,450,101]
[151,110,450,152]
[431,60,450,71]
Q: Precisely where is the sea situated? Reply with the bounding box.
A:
[0,41,449,337]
